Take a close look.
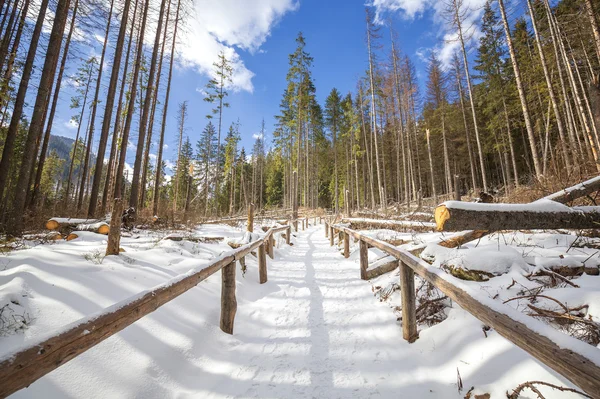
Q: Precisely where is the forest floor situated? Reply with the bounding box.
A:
[0,222,596,398]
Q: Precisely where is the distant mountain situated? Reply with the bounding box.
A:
[48,135,74,161]
[47,135,96,180]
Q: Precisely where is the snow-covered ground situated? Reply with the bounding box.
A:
[0,223,596,398]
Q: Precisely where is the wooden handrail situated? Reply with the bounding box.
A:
[0,224,292,398]
[327,222,600,397]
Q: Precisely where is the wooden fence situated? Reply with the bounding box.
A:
[0,224,292,398]
[326,221,600,398]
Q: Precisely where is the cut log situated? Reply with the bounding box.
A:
[438,176,600,248]
[45,218,101,231]
[435,201,600,231]
[76,222,110,235]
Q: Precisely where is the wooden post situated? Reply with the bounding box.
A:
[106,198,123,256]
[268,234,274,259]
[247,203,254,232]
[454,175,460,202]
[399,261,418,342]
[343,232,349,258]
[330,226,334,246]
[286,226,291,245]
[325,222,329,237]
[220,260,237,334]
[258,243,267,284]
[359,239,368,280]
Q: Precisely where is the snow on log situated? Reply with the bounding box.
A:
[435,200,600,231]
[45,218,101,231]
[75,222,110,235]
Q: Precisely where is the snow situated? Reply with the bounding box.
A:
[442,199,574,212]
[0,224,597,398]
[422,243,530,275]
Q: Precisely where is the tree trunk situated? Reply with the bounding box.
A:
[6,0,70,235]
[129,0,168,209]
[113,0,149,200]
[498,0,543,179]
[0,0,49,204]
[452,0,487,191]
[87,0,128,217]
[29,0,79,210]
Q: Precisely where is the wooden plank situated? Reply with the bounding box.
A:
[0,255,234,398]
[399,261,418,343]
[330,226,334,246]
[343,232,350,258]
[220,260,237,334]
[286,226,291,245]
[258,243,267,284]
[334,225,600,397]
[359,239,368,280]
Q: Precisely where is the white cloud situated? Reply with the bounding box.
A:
[178,0,299,93]
[163,144,169,150]
[371,0,433,21]
[165,159,175,170]
[252,133,263,140]
[65,119,78,130]
[196,87,209,97]
[372,0,485,67]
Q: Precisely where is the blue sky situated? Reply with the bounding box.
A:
[47,0,497,175]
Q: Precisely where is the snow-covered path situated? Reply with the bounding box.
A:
[8,224,581,398]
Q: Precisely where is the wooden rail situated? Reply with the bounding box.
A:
[0,224,292,398]
[326,222,600,398]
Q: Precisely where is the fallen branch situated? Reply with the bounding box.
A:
[507,380,592,399]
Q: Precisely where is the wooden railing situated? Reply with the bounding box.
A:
[0,224,292,398]
[326,221,600,398]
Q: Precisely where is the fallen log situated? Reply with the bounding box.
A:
[435,201,600,231]
[45,218,101,231]
[438,176,600,248]
[342,218,435,233]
